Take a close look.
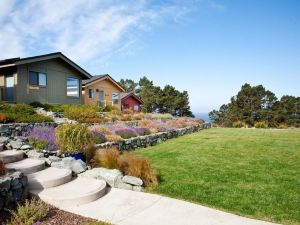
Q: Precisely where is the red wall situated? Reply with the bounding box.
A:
[121,96,142,112]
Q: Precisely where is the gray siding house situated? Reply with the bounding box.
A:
[0,52,91,104]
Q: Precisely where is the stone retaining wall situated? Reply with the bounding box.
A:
[96,122,211,151]
[0,123,58,137]
[0,171,28,211]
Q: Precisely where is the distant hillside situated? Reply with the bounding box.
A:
[194,113,210,122]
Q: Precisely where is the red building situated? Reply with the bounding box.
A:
[121,92,143,112]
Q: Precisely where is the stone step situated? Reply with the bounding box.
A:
[6,158,45,174]
[28,167,72,190]
[32,178,107,208]
[0,150,24,164]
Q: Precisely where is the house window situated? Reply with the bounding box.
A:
[112,92,119,104]
[134,104,139,112]
[67,77,80,97]
[29,71,47,86]
[88,89,94,98]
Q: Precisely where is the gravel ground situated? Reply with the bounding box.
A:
[0,204,110,225]
[41,204,97,225]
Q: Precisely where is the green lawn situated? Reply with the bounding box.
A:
[135,128,300,225]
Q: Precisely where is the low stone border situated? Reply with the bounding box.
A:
[96,122,211,151]
[0,171,28,211]
[0,123,58,137]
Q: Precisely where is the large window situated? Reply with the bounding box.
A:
[29,71,47,86]
[112,92,119,104]
[88,89,94,98]
[67,77,80,97]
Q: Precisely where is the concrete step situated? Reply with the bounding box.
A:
[28,167,72,190]
[0,150,24,164]
[6,158,45,174]
[33,178,107,208]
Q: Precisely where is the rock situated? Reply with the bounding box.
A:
[51,161,64,169]
[61,157,74,168]
[20,145,31,150]
[51,157,87,174]
[48,156,61,163]
[78,168,123,187]
[0,137,9,144]
[116,182,133,190]
[122,175,143,186]
[9,140,22,150]
[132,186,143,192]
[71,159,87,174]
[26,150,44,159]
[0,177,11,190]
[0,143,4,151]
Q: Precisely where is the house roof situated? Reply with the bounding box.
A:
[82,74,125,92]
[0,52,92,79]
[121,92,143,104]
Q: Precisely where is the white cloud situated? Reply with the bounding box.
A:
[0,0,192,64]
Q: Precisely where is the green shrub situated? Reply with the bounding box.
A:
[99,105,119,112]
[56,124,94,154]
[28,138,48,149]
[0,103,53,123]
[29,101,45,108]
[63,105,99,121]
[5,113,53,123]
[277,123,288,129]
[254,121,269,129]
[233,121,245,128]
[8,198,48,225]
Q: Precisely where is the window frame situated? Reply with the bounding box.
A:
[112,92,120,105]
[67,77,80,98]
[29,71,47,87]
[88,89,94,99]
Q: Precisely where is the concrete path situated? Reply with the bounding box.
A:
[62,188,278,225]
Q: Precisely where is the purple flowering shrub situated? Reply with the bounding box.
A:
[90,130,107,144]
[115,128,138,139]
[134,127,151,136]
[27,126,57,150]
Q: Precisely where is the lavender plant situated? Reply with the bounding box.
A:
[115,128,138,139]
[90,130,107,144]
[134,127,151,136]
[27,126,57,150]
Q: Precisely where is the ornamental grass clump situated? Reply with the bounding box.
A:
[0,159,6,176]
[94,149,120,169]
[8,198,48,225]
[233,121,246,128]
[56,124,94,154]
[254,121,268,129]
[115,128,138,139]
[27,126,57,150]
[63,105,99,121]
[118,152,158,186]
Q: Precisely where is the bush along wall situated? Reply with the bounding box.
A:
[0,171,28,211]
[96,123,211,151]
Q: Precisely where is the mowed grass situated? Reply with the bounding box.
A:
[135,128,300,225]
